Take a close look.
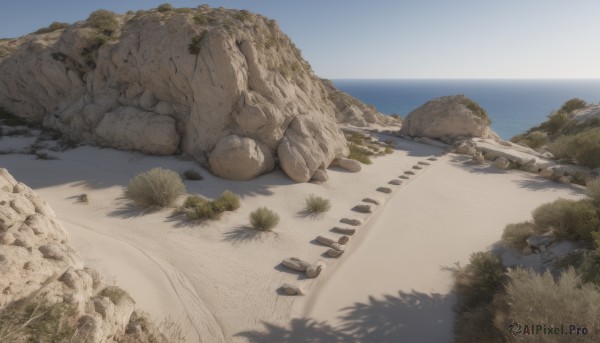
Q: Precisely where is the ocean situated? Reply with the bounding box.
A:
[331,79,600,139]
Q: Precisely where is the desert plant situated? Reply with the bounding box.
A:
[193,13,208,25]
[384,147,394,154]
[233,10,251,22]
[188,35,202,55]
[249,207,279,231]
[519,130,548,150]
[77,194,89,203]
[157,3,174,12]
[125,167,186,208]
[183,169,203,180]
[495,268,600,342]
[87,9,119,37]
[532,198,600,240]
[501,221,538,250]
[304,195,331,214]
[183,195,206,208]
[588,178,600,205]
[34,22,70,34]
[559,98,587,114]
[187,202,221,220]
[549,127,600,168]
[214,190,240,211]
[348,144,372,164]
[452,251,506,310]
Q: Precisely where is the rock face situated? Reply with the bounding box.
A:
[320,79,401,127]
[0,168,161,342]
[0,6,352,182]
[400,95,494,139]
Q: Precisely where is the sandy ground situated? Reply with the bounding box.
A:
[0,134,586,342]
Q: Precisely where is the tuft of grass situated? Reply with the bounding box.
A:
[183,169,203,180]
[348,144,372,164]
[34,22,70,34]
[125,168,186,208]
[249,207,279,231]
[501,222,537,250]
[214,190,241,211]
[77,194,89,203]
[304,195,331,214]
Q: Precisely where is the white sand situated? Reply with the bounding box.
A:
[0,136,586,342]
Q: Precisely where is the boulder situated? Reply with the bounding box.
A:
[400,95,493,139]
[388,179,402,185]
[340,218,362,226]
[311,169,329,182]
[376,187,392,194]
[331,227,356,235]
[362,197,382,205]
[338,235,350,245]
[94,107,180,155]
[352,204,372,213]
[539,168,554,178]
[326,248,344,258]
[494,157,510,169]
[521,158,539,173]
[336,157,362,172]
[472,151,485,163]
[281,283,304,296]
[209,135,274,180]
[457,143,476,156]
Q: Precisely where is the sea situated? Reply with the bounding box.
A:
[331,79,600,140]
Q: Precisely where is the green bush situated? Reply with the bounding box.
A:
[452,251,506,310]
[87,9,119,37]
[304,195,331,214]
[501,221,537,250]
[518,131,548,150]
[348,144,372,165]
[495,268,600,342]
[559,98,587,114]
[549,127,600,168]
[588,178,600,205]
[187,202,221,220]
[183,169,203,180]
[453,305,502,343]
[34,22,70,34]
[249,207,279,231]
[532,198,600,241]
[183,195,206,208]
[157,3,174,12]
[125,168,186,208]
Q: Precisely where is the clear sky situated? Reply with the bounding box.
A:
[1,0,599,79]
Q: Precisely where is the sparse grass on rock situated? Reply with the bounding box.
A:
[125,167,186,208]
[304,195,331,214]
[348,144,372,164]
[34,22,70,34]
[249,207,279,231]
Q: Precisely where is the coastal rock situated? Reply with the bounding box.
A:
[335,157,362,172]
[362,197,382,205]
[400,95,494,139]
[521,158,539,173]
[338,235,350,245]
[311,169,329,182]
[281,283,305,296]
[0,169,162,342]
[539,168,554,178]
[472,151,485,163]
[340,218,362,226]
[208,135,274,180]
[0,7,359,182]
[457,143,476,156]
[331,227,356,235]
[376,187,393,194]
[494,157,510,169]
[388,179,403,185]
[326,248,345,258]
[352,204,372,213]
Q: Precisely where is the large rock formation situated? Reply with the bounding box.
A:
[0,168,164,342]
[400,95,495,139]
[320,79,401,127]
[0,6,356,182]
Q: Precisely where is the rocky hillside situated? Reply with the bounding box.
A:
[0,168,173,342]
[0,5,393,182]
[512,99,600,170]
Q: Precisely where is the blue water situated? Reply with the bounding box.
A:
[332,79,600,139]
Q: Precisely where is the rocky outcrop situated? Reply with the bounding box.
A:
[400,95,495,140]
[0,168,162,342]
[0,6,354,182]
[208,134,274,180]
[320,79,401,127]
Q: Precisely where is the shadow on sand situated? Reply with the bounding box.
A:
[236,290,455,343]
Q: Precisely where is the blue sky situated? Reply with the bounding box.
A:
[1,1,599,79]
